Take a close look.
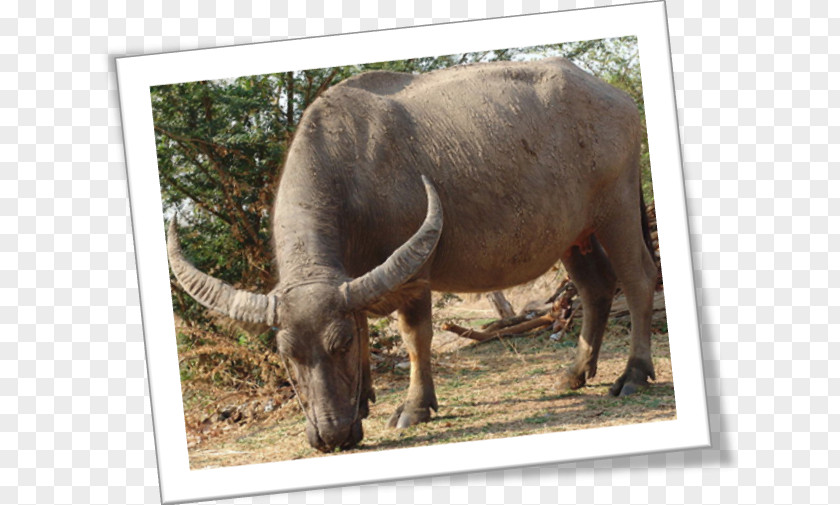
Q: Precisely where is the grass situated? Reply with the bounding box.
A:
[186,324,675,469]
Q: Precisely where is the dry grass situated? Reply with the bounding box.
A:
[186,312,674,469]
[180,266,674,468]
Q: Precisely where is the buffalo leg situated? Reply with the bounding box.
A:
[597,199,658,396]
[388,288,438,428]
[557,236,617,390]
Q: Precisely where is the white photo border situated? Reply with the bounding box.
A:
[117,2,709,503]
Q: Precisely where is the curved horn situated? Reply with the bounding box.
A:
[167,217,277,326]
[341,175,443,310]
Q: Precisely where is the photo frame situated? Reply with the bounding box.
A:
[117,2,709,503]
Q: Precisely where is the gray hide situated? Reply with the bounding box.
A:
[168,57,658,452]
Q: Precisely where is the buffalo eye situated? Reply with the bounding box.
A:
[328,332,352,355]
[325,321,354,355]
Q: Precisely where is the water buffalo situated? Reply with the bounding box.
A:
[166,57,657,452]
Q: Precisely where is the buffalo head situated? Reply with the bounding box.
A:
[166,176,443,452]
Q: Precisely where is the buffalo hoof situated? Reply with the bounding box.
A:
[609,358,655,397]
[387,403,432,429]
[557,369,587,391]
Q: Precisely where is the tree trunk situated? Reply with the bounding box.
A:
[486,291,515,319]
[285,72,295,134]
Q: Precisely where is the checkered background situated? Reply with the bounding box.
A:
[2,0,837,503]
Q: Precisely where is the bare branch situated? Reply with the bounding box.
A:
[160,173,232,226]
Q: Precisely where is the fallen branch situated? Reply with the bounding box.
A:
[447,287,666,340]
[481,308,549,332]
[443,313,555,342]
[440,323,493,341]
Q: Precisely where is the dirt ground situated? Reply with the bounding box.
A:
[185,269,675,469]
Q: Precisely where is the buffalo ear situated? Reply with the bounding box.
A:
[340,175,442,311]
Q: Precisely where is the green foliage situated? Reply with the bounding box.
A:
[653,318,669,335]
[359,48,516,74]
[369,317,400,354]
